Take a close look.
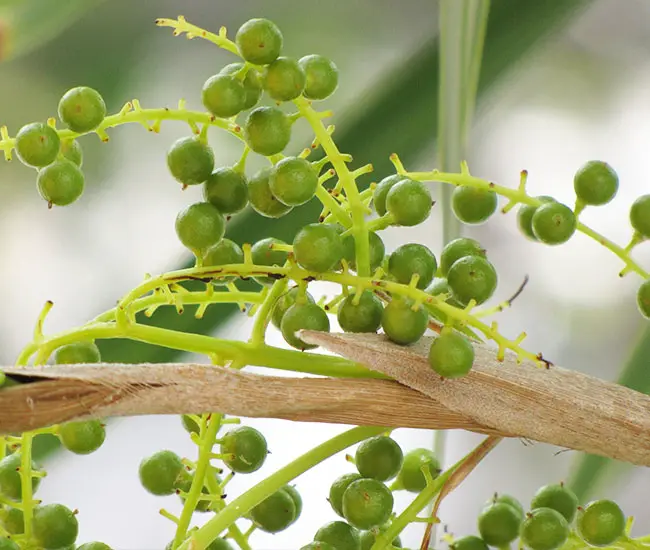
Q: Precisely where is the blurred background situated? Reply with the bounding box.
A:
[1,0,650,548]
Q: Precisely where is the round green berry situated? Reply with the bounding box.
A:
[574,160,618,206]
[77,543,112,550]
[359,526,401,550]
[167,136,215,186]
[381,298,428,345]
[447,255,498,307]
[440,237,486,277]
[637,279,650,319]
[138,450,185,495]
[630,194,650,238]
[269,157,318,206]
[262,57,306,101]
[452,186,498,224]
[293,223,344,272]
[520,508,569,550]
[477,502,522,547]
[272,287,315,329]
[517,196,555,241]
[282,485,302,524]
[281,302,330,350]
[428,331,474,379]
[341,231,385,273]
[58,420,105,455]
[342,478,393,530]
[219,426,268,474]
[33,504,78,550]
[60,139,83,167]
[0,538,19,550]
[1,507,24,535]
[54,341,101,364]
[177,473,211,512]
[300,543,336,550]
[235,18,283,65]
[449,535,488,550]
[248,167,293,218]
[531,202,577,245]
[372,175,402,217]
[58,86,106,133]
[202,74,246,118]
[314,521,361,550]
[244,106,291,156]
[385,179,432,226]
[530,483,578,523]
[426,278,463,309]
[203,238,244,284]
[205,539,234,550]
[485,494,525,522]
[0,454,40,500]
[299,55,339,100]
[355,435,403,482]
[220,63,262,110]
[329,473,363,517]
[337,292,383,334]
[37,159,84,206]
[250,237,288,285]
[175,202,225,253]
[388,243,437,289]
[15,122,60,168]
[577,499,625,546]
[203,168,248,214]
[397,448,441,493]
[250,488,296,533]
[181,414,200,435]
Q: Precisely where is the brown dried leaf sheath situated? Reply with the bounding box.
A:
[0,331,649,468]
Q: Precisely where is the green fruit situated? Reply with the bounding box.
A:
[337,292,383,334]
[574,160,618,206]
[204,168,248,214]
[329,473,363,517]
[520,508,569,550]
[272,287,315,329]
[37,159,85,206]
[372,175,403,217]
[531,202,577,245]
[477,502,522,546]
[314,521,361,550]
[0,538,19,550]
[54,341,101,364]
[530,483,578,523]
[426,278,463,309]
[342,478,393,530]
[262,57,306,101]
[177,473,211,512]
[517,196,555,241]
[388,243,437,289]
[452,186,498,224]
[637,279,650,319]
[220,63,262,110]
[428,331,474,379]
[58,420,106,455]
[235,18,283,65]
[250,237,288,285]
[630,194,650,238]
[0,453,41,500]
[485,494,525,522]
[301,543,337,550]
[248,167,293,218]
[440,237,486,277]
[1,507,24,535]
[219,426,267,473]
[244,106,291,156]
[385,179,432,226]
[138,450,185,495]
[359,527,402,550]
[76,543,112,550]
[181,414,200,435]
[447,255,498,307]
[293,223,344,272]
[57,86,106,133]
[381,298,428,345]
[299,54,339,100]
[577,499,625,546]
[167,136,215,186]
[15,122,60,168]
[175,202,225,253]
[281,302,330,350]
[269,157,318,206]
[355,435,403,482]
[282,485,302,524]
[205,539,234,550]
[60,139,83,167]
[341,231,385,273]
[449,535,489,550]
[397,448,441,493]
[33,504,78,550]
[202,74,246,118]
[250,489,296,533]
[203,238,245,284]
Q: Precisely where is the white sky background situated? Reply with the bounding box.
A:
[1,0,650,548]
